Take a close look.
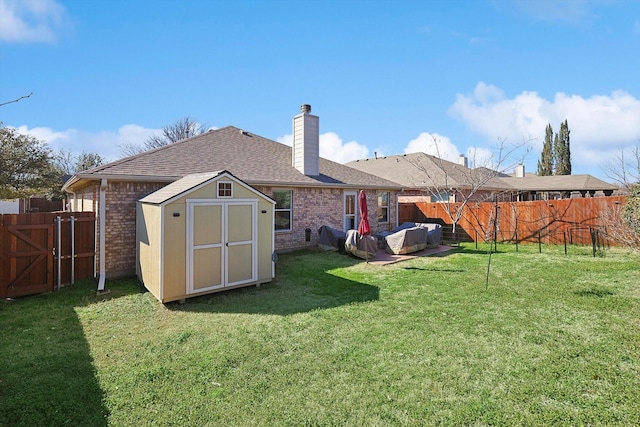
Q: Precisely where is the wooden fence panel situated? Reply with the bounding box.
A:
[0,212,95,298]
[405,196,627,246]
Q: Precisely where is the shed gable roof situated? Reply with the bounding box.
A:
[139,170,274,205]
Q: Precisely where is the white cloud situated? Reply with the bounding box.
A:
[0,0,68,43]
[403,132,460,162]
[15,124,161,162]
[512,0,594,25]
[449,82,640,173]
[277,131,369,164]
[466,146,496,169]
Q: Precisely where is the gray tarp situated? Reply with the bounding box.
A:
[344,230,377,260]
[383,222,443,255]
[317,225,346,252]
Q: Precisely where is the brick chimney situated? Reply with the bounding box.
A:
[292,104,319,176]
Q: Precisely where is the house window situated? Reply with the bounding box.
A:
[218,181,232,198]
[273,189,292,231]
[378,192,389,223]
[431,191,449,203]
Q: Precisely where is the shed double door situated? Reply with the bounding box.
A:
[186,200,257,294]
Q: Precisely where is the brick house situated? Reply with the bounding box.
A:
[62,105,402,287]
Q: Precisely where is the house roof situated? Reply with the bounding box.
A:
[347,152,618,193]
[63,126,401,191]
[498,173,618,192]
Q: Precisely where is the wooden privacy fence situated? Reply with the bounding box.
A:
[402,196,628,246]
[0,212,96,299]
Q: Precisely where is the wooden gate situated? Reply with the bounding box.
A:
[0,212,96,298]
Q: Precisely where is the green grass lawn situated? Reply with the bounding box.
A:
[1,243,639,426]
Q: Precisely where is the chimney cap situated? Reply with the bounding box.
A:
[301,104,311,113]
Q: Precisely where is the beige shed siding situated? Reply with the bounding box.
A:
[257,198,274,278]
[136,203,161,299]
[161,201,188,300]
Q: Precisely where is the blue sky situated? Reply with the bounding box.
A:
[1,0,639,181]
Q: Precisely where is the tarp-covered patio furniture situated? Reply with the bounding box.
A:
[317,225,347,252]
[344,229,377,260]
[380,222,443,255]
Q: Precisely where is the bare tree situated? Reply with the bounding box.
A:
[53,149,105,173]
[119,116,206,157]
[603,142,640,191]
[600,198,640,250]
[405,136,529,240]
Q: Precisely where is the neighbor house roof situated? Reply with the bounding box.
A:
[498,173,618,192]
[63,126,401,191]
[347,152,618,194]
[347,152,508,191]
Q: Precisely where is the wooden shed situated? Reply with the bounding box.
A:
[136,170,275,303]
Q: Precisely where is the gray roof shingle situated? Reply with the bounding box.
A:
[66,126,401,190]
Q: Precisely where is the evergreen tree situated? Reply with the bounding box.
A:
[537,124,554,175]
[555,120,571,175]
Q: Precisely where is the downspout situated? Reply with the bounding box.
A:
[66,190,75,212]
[97,178,107,292]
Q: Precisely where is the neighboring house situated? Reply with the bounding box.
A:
[347,152,618,204]
[0,199,21,214]
[347,152,512,203]
[0,197,63,213]
[62,105,402,282]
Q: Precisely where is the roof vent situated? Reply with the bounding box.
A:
[240,130,251,136]
[301,104,311,114]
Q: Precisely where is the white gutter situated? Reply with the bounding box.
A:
[97,178,107,292]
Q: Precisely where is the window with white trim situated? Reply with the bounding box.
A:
[378,192,389,223]
[217,181,232,198]
[273,189,292,231]
[431,191,449,203]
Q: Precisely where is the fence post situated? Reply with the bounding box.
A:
[56,216,61,291]
[590,227,597,257]
[538,231,542,253]
[70,215,75,285]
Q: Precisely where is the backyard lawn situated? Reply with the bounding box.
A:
[1,243,639,426]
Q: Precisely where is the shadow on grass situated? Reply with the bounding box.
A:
[167,251,380,316]
[402,266,466,272]
[0,278,145,426]
[574,288,615,298]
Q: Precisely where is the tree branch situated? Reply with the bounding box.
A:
[0,92,33,107]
